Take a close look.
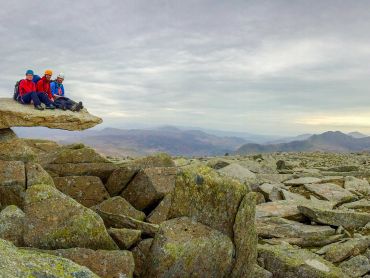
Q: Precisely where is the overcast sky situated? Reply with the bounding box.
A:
[1,0,370,136]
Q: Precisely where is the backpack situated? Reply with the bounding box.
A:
[32,75,41,84]
[13,80,22,101]
[13,74,41,101]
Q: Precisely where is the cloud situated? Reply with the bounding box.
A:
[1,0,370,136]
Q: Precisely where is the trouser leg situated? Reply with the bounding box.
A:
[20,92,41,106]
[37,93,53,106]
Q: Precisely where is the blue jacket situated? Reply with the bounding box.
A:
[50,81,65,97]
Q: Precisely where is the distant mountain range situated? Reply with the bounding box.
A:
[235,131,370,154]
[15,126,250,157]
[14,126,370,157]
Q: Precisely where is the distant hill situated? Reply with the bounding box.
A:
[15,126,249,157]
[235,131,370,154]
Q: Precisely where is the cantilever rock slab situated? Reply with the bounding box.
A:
[0,98,102,131]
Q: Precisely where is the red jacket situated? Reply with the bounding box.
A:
[19,79,36,97]
[36,76,53,100]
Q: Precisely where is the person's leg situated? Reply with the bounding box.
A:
[20,92,41,107]
[37,93,54,108]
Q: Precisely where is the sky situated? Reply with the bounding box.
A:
[1,0,370,136]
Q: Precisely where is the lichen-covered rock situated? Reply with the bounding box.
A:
[147,193,172,224]
[50,146,109,164]
[339,255,370,277]
[168,166,247,237]
[258,183,284,201]
[96,209,159,237]
[253,264,273,278]
[0,205,25,246]
[258,243,347,278]
[143,217,234,278]
[23,183,118,250]
[231,192,258,277]
[131,153,175,168]
[0,238,99,277]
[53,176,110,207]
[318,237,370,263]
[105,165,138,196]
[132,238,153,277]
[344,176,370,196]
[0,160,26,208]
[257,217,336,247]
[256,200,305,221]
[0,128,17,142]
[0,97,102,130]
[304,183,355,204]
[108,228,142,249]
[93,196,146,221]
[45,248,135,278]
[284,177,322,186]
[0,139,37,162]
[26,162,54,188]
[299,205,370,229]
[45,162,117,182]
[217,162,257,187]
[121,167,177,211]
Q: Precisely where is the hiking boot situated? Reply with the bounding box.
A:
[45,104,56,110]
[34,105,44,111]
[75,102,83,112]
[70,103,78,112]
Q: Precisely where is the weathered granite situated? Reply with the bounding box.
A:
[0,98,102,131]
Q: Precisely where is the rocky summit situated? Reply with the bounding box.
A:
[0,98,102,130]
[2,114,370,277]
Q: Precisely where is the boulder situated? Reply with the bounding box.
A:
[25,162,54,188]
[258,183,284,201]
[318,237,370,263]
[46,248,135,278]
[93,196,146,221]
[339,255,370,277]
[23,183,118,250]
[146,193,172,224]
[0,239,98,277]
[53,176,110,207]
[168,166,247,237]
[258,243,346,278]
[0,97,102,130]
[231,193,258,277]
[143,217,234,278]
[0,128,17,142]
[105,165,138,196]
[50,146,109,164]
[344,176,370,196]
[96,209,159,237]
[121,167,177,211]
[132,238,153,277]
[284,177,322,186]
[0,138,37,162]
[257,217,338,247]
[0,160,26,208]
[108,228,142,249]
[45,162,117,182]
[299,205,370,229]
[256,200,304,221]
[131,153,175,168]
[0,205,25,246]
[280,189,307,201]
[304,183,355,204]
[217,163,257,186]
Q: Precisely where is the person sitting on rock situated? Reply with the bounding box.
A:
[36,69,55,102]
[18,70,56,110]
[50,73,83,112]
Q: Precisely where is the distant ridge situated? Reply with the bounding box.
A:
[235,131,370,154]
